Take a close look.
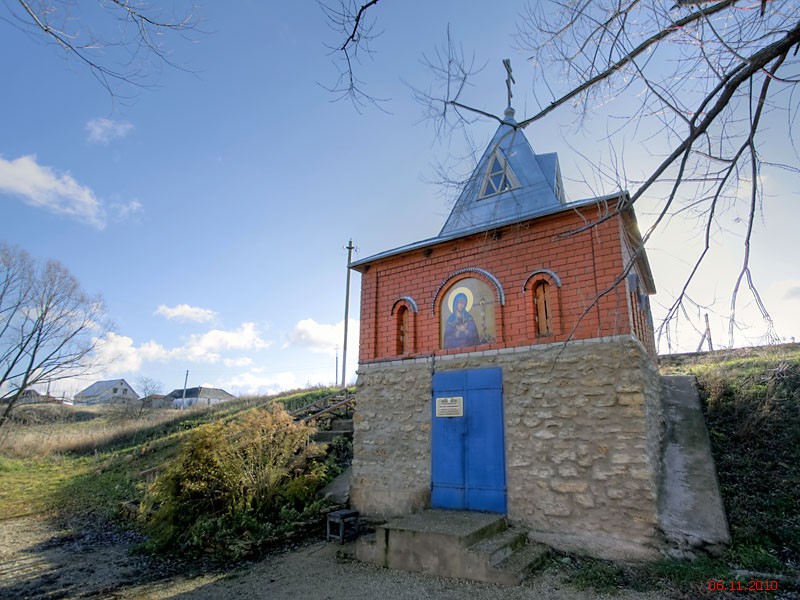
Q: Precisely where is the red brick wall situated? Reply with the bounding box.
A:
[357,205,648,363]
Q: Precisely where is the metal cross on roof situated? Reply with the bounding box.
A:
[503,59,515,108]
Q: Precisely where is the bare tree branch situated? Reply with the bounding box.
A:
[5,0,202,98]
[319,0,389,110]
[322,0,800,349]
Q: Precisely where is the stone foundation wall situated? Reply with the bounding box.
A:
[351,335,665,560]
[350,361,433,516]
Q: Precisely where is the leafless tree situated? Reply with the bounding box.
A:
[0,243,107,428]
[3,0,201,97]
[134,375,163,418]
[323,0,800,349]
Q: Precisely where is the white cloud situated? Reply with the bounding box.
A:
[155,303,217,323]
[283,318,359,357]
[86,117,134,144]
[0,155,105,228]
[90,323,270,375]
[783,285,800,302]
[183,323,270,362]
[219,370,300,396]
[224,357,254,367]
[94,332,144,374]
[110,199,143,222]
[762,279,800,343]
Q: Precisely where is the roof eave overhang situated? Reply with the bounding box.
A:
[350,192,627,271]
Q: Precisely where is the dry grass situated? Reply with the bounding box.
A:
[0,404,214,458]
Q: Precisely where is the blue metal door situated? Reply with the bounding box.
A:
[431,368,506,513]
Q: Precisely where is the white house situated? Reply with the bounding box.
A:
[166,386,236,409]
[74,379,139,405]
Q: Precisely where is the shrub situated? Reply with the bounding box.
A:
[143,404,329,559]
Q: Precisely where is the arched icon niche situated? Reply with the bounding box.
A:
[440,278,497,350]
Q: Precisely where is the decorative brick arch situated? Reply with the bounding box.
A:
[391,296,418,356]
[431,267,506,315]
[391,296,419,315]
[522,269,563,338]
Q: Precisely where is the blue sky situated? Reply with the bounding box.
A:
[2,2,798,399]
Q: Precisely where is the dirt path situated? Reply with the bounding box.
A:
[0,514,694,599]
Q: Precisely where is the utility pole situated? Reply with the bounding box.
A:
[181,370,189,409]
[335,345,339,387]
[341,239,354,389]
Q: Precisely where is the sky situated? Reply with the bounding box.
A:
[1,1,798,400]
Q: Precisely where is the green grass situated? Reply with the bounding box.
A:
[0,455,91,518]
[3,351,797,588]
[555,554,732,595]
[0,388,342,520]
[689,352,800,572]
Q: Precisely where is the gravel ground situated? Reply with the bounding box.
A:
[0,514,706,600]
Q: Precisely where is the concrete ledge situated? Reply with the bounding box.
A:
[657,375,730,557]
[357,334,651,371]
[528,529,661,562]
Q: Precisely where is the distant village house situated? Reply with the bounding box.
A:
[166,386,236,409]
[74,379,139,405]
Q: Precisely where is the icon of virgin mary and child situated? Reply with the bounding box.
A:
[443,291,481,349]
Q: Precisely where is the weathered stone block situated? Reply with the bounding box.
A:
[557,464,579,477]
[618,392,645,406]
[551,480,588,493]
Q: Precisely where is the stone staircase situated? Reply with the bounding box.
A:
[313,417,353,443]
[355,510,549,585]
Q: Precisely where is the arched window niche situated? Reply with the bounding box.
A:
[523,269,563,339]
[391,296,418,356]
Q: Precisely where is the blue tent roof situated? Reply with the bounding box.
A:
[352,108,577,269]
[438,108,566,237]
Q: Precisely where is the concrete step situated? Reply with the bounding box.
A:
[466,524,527,565]
[355,510,545,585]
[464,525,549,585]
[494,542,550,583]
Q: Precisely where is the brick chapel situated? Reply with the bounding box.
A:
[348,104,668,560]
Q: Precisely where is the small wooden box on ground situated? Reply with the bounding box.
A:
[326,509,360,544]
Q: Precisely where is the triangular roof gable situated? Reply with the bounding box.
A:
[75,378,128,398]
[439,109,566,238]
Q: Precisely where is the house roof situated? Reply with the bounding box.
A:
[166,386,236,401]
[351,194,609,269]
[75,379,137,398]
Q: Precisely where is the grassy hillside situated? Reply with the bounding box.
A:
[0,387,343,521]
[661,344,800,574]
